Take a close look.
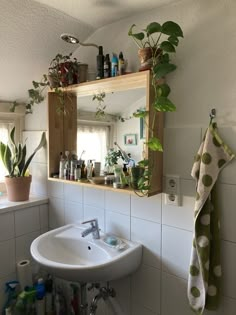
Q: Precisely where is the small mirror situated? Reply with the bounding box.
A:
[76,88,146,173]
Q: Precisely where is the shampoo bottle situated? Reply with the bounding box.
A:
[104,54,111,78]
[118,51,125,75]
[111,53,118,77]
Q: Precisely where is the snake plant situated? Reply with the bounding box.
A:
[0,127,46,177]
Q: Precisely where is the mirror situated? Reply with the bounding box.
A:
[76,87,147,173]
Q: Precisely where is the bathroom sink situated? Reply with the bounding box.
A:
[30,224,142,282]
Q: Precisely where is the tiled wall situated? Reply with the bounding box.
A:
[0,203,49,311]
[47,125,236,315]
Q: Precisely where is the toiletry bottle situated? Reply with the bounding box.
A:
[64,151,70,180]
[81,160,86,179]
[87,160,93,178]
[74,164,81,181]
[96,46,104,79]
[104,54,111,78]
[59,152,65,179]
[111,53,118,77]
[35,278,45,315]
[118,52,125,75]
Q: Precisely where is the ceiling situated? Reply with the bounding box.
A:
[34,0,178,28]
[0,0,178,103]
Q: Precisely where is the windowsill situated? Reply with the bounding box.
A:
[0,194,48,214]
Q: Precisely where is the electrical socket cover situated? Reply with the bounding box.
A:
[165,193,180,206]
[165,175,180,195]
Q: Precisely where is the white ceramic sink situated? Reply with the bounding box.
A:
[30,224,142,282]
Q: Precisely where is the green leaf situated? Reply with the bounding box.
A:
[153,63,177,79]
[161,21,183,37]
[146,22,161,35]
[21,132,46,176]
[128,24,145,40]
[133,110,148,118]
[160,41,176,52]
[160,53,170,63]
[154,97,176,112]
[32,81,39,89]
[157,84,171,97]
[146,137,163,151]
[168,36,179,46]
[138,159,149,167]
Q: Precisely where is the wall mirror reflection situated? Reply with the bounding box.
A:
[76,88,146,174]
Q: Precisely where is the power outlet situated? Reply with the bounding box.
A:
[165,193,180,206]
[164,175,181,206]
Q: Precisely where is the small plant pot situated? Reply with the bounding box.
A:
[130,166,145,190]
[138,47,162,71]
[5,176,32,201]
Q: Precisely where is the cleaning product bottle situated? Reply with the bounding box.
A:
[96,46,104,79]
[111,53,118,77]
[118,51,125,75]
[104,54,111,78]
[35,278,45,315]
[59,152,65,179]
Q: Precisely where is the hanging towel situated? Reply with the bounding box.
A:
[187,123,234,314]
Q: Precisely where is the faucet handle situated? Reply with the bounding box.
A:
[81,218,98,227]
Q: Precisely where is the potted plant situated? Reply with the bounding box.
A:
[11,53,87,114]
[104,148,123,174]
[0,127,46,201]
[128,21,183,193]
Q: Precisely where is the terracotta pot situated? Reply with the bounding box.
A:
[138,47,162,71]
[5,176,32,201]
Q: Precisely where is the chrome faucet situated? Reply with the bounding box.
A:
[81,219,100,239]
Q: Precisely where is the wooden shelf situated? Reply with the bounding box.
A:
[48,177,138,195]
[49,71,150,97]
[48,70,163,197]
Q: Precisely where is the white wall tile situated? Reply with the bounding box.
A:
[30,162,48,197]
[47,180,64,198]
[163,127,201,179]
[22,131,47,164]
[0,213,14,241]
[110,276,131,315]
[161,272,193,315]
[222,240,236,299]
[49,197,65,229]
[217,127,236,185]
[63,183,83,203]
[131,194,161,223]
[162,225,193,279]
[84,205,105,232]
[132,304,157,315]
[162,179,195,231]
[217,183,236,243]
[0,240,15,278]
[65,200,83,225]
[131,217,161,269]
[105,191,130,215]
[131,264,160,314]
[15,230,40,263]
[15,206,40,236]
[105,211,130,240]
[39,204,48,229]
[84,187,105,209]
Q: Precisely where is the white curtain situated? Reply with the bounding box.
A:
[77,124,109,171]
[0,122,14,180]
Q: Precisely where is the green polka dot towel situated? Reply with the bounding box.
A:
[187,124,235,314]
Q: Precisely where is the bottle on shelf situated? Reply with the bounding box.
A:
[96,46,104,79]
[104,54,111,78]
[59,152,65,179]
[118,51,125,75]
[111,53,118,77]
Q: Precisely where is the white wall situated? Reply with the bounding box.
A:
[25,0,236,314]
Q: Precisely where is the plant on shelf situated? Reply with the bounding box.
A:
[128,21,183,194]
[0,127,46,201]
[104,148,124,173]
[12,53,81,114]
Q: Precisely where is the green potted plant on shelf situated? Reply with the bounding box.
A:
[128,20,183,193]
[11,53,86,114]
[0,127,46,201]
